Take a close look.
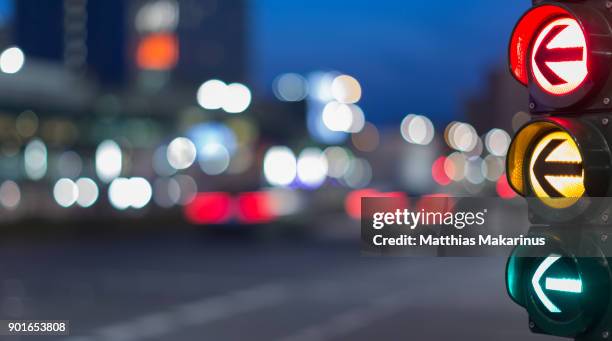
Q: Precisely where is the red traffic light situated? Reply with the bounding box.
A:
[509,3,612,110]
[531,17,588,96]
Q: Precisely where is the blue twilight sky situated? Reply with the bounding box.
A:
[250,0,530,126]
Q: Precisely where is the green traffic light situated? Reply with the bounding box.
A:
[532,254,582,314]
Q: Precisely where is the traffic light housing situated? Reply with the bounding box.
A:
[506,1,612,338]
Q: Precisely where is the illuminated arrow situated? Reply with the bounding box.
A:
[534,25,585,86]
[532,255,582,314]
[533,139,583,198]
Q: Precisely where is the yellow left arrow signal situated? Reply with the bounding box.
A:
[528,130,585,208]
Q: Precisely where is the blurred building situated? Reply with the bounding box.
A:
[463,64,528,133]
[15,0,247,88]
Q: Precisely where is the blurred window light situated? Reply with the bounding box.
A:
[401,114,435,145]
[95,140,122,183]
[130,177,153,209]
[57,150,82,179]
[167,137,196,170]
[331,74,362,104]
[15,110,38,138]
[444,152,466,182]
[0,180,20,210]
[351,122,379,152]
[197,79,227,110]
[108,178,131,210]
[273,73,308,102]
[347,104,365,133]
[53,178,78,208]
[108,177,152,210]
[324,146,351,179]
[263,146,297,187]
[0,46,24,74]
[222,83,251,114]
[75,178,99,208]
[484,128,511,157]
[296,148,328,188]
[24,139,47,180]
[135,0,179,33]
[183,192,232,224]
[445,122,478,152]
[198,142,230,175]
[342,158,372,189]
[136,33,179,70]
[322,101,353,132]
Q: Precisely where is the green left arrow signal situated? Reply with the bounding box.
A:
[532,255,583,313]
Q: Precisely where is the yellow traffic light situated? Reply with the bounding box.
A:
[528,130,584,208]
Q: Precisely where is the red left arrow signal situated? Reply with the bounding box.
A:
[530,17,588,96]
[534,25,584,86]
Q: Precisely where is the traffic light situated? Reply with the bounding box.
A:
[506,1,612,339]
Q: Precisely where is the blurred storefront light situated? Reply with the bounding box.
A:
[322,101,353,132]
[108,177,152,210]
[445,122,478,152]
[24,139,47,180]
[296,148,328,188]
[263,146,297,187]
[53,178,78,208]
[222,83,251,114]
[0,46,24,74]
[0,180,20,210]
[135,0,179,33]
[166,137,196,170]
[197,79,227,110]
[197,80,251,113]
[401,114,435,145]
[95,140,122,182]
[484,128,511,157]
[136,33,179,71]
[331,74,362,104]
[75,178,99,208]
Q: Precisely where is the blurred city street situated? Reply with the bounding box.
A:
[0,229,556,341]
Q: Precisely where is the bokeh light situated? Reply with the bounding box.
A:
[53,178,78,208]
[401,114,435,145]
[24,139,47,180]
[484,128,511,157]
[331,74,361,104]
[166,137,196,170]
[76,178,99,208]
[0,47,24,74]
[95,140,122,182]
[273,73,308,102]
[263,146,297,187]
[296,148,328,188]
[0,180,20,210]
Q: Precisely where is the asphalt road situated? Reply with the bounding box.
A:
[0,229,560,341]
